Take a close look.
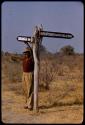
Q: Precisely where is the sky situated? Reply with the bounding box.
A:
[1,1,84,53]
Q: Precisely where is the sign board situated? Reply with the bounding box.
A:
[17,36,31,42]
[40,31,74,39]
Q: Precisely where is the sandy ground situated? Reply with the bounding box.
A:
[1,82,83,124]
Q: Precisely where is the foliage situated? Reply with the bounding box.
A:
[60,45,75,55]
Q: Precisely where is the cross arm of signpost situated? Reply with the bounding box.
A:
[40,31,74,39]
[17,36,33,42]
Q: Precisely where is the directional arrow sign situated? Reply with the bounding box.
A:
[40,31,74,39]
[17,36,31,42]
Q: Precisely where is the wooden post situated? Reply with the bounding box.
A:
[32,26,40,112]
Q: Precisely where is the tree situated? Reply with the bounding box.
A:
[60,45,75,55]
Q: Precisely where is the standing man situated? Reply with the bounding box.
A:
[22,47,34,110]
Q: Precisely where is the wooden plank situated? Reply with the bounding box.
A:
[17,36,31,42]
[40,31,74,39]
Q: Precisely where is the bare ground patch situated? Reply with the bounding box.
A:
[1,81,83,124]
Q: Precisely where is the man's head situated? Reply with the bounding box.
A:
[23,47,32,58]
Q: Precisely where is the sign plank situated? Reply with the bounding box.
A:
[17,36,31,42]
[40,31,74,39]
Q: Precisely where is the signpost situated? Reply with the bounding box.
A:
[17,25,74,112]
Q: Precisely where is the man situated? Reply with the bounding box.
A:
[22,47,34,110]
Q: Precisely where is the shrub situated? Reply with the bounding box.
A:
[60,45,75,55]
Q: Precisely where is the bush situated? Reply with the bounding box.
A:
[39,57,56,90]
[60,45,75,55]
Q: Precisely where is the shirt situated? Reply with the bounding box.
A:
[23,56,34,72]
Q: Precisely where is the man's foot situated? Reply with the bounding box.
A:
[28,107,33,111]
[24,104,33,110]
[24,105,28,109]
